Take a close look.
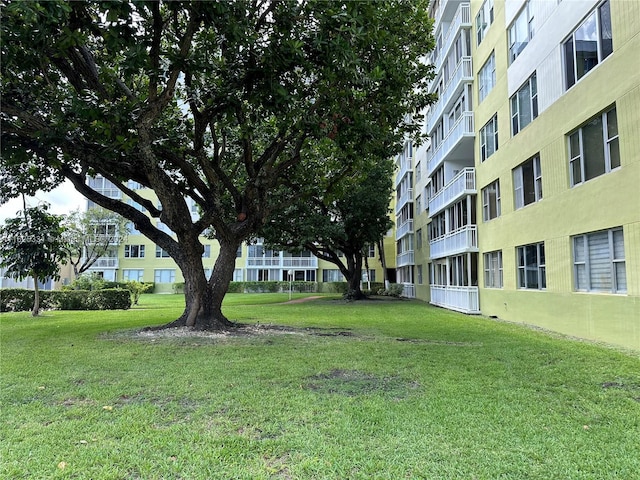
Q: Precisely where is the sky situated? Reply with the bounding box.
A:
[0,180,87,224]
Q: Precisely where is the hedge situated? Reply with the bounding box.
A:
[0,288,131,312]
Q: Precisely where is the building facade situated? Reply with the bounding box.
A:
[410,0,640,349]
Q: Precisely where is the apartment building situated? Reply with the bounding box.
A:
[83,176,394,293]
[412,0,640,349]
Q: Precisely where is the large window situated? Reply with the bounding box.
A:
[124,244,145,258]
[513,155,542,209]
[511,73,538,135]
[484,251,503,288]
[322,269,344,282]
[154,269,175,284]
[480,114,498,162]
[517,243,546,289]
[155,245,171,258]
[482,180,501,221]
[563,0,613,89]
[123,269,144,282]
[476,0,494,45]
[569,106,619,186]
[478,52,495,103]
[573,228,626,293]
[509,0,534,63]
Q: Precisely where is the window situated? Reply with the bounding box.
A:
[478,52,496,102]
[236,246,243,257]
[509,0,535,63]
[484,251,503,288]
[322,269,344,282]
[154,269,175,284]
[569,106,619,186]
[416,229,423,249]
[123,269,144,282]
[573,228,626,293]
[513,155,542,209]
[416,195,422,214]
[362,270,376,282]
[367,244,376,258]
[155,245,170,258]
[482,180,501,221]
[202,244,211,258]
[511,73,538,135]
[416,161,421,182]
[417,265,424,285]
[480,114,498,162]
[563,0,613,89]
[124,244,145,258]
[517,243,546,289]
[476,0,494,45]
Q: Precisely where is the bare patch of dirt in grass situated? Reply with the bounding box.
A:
[305,369,420,398]
[601,380,640,402]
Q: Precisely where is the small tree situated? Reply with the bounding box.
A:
[0,204,67,316]
[62,207,129,279]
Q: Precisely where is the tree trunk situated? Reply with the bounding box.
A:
[345,253,366,300]
[377,238,389,289]
[32,276,40,317]
[160,239,239,330]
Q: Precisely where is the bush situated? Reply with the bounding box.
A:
[0,288,131,311]
[377,283,404,297]
[319,282,349,294]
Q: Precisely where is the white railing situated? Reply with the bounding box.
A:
[247,257,318,268]
[429,224,478,259]
[396,158,412,184]
[428,168,476,215]
[426,57,473,132]
[430,285,479,313]
[90,257,119,268]
[395,188,414,214]
[396,219,414,240]
[396,250,415,267]
[401,283,416,299]
[427,112,474,177]
[431,3,471,71]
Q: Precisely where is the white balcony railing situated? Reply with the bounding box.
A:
[395,188,414,214]
[431,3,471,72]
[427,112,474,177]
[401,283,416,299]
[247,257,318,268]
[429,224,478,259]
[430,285,479,313]
[428,168,476,215]
[396,250,415,267]
[395,219,414,240]
[396,158,413,184]
[90,257,119,268]
[426,57,473,132]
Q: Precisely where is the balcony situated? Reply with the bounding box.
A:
[396,219,414,240]
[428,168,476,216]
[426,57,473,132]
[400,283,416,299]
[426,112,474,177]
[90,257,119,268]
[430,285,479,313]
[396,250,415,267]
[396,158,412,184]
[429,224,477,259]
[431,3,471,72]
[395,188,414,214]
[247,257,318,268]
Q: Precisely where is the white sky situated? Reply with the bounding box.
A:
[0,180,87,224]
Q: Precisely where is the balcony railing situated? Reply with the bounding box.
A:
[429,224,478,259]
[247,257,318,268]
[430,285,479,313]
[90,257,119,268]
[428,168,476,216]
[395,188,414,214]
[427,112,474,177]
[401,283,416,299]
[431,3,471,71]
[396,158,412,184]
[396,250,415,267]
[395,219,414,240]
[426,57,473,132]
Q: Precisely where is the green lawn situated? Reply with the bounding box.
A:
[1,294,639,479]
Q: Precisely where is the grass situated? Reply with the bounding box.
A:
[1,293,639,479]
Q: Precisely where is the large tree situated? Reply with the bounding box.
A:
[1,0,434,329]
[62,207,129,279]
[0,204,68,316]
[262,155,395,300]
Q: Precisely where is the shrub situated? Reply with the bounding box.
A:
[378,283,404,297]
[54,290,88,310]
[85,289,131,310]
[0,288,131,311]
[320,282,349,294]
